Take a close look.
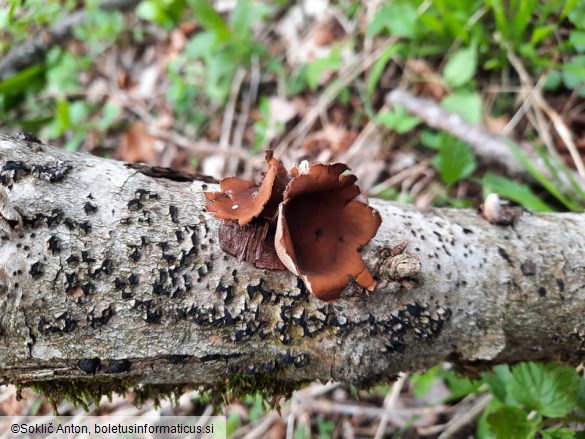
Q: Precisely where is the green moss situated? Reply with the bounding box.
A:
[222,370,300,403]
[19,376,132,414]
[17,378,196,415]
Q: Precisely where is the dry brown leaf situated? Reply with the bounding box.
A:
[407,59,447,100]
[302,124,358,155]
[118,121,157,163]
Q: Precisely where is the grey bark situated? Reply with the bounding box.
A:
[0,133,584,392]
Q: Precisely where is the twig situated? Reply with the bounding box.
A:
[221,67,247,176]
[0,0,140,81]
[436,394,493,439]
[374,373,408,439]
[505,45,585,180]
[386,88,585,189]
[295,395,447,419]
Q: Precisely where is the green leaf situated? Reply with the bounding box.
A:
[543,70,563,90]
[576,378,585,414]
[410,365,442,398]
[541,428,576,439]
[480,173,554,212]
[482,364,513,403]
[365,2,418,38]
[367,43,402,96]
[487,406,534,439]
[444,43,477,88]
[508,362,579,417]
[306,50,341,90]
[442,369,482,401]
[0,64,44,94]
[230,0,271,40]
[570,30,585,53]
[562,55,585,96]
[190,0,232,42]
[433,134,476,185]
[441,91,482,124]
[506,139,582,212]
[376,107,420,133]
[96,102,121,131]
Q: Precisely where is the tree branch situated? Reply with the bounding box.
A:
[0,133,584,397]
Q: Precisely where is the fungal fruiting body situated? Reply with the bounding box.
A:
[204,152,382,301]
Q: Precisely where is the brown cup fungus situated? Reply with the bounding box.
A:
[204,153,382,301]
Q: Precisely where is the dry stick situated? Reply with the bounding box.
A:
[374,372,408,439]
[436,394,493,439]
[386,89,585,189]
[0,0,140,81]
[295,396,447,419]
[505,47,585,180]
[221,68,247,176]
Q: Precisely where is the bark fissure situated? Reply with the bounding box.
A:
[0,134,584,396]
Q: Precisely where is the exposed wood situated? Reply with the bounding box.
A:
[0,133,584,395]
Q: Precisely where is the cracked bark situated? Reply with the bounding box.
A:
[0,133,584,395]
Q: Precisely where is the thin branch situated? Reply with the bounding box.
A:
[386,88,585,190]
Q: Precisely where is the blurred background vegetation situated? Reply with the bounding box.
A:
[1,0,585,437]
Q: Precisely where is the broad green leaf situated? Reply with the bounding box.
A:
[97,102,121,131]
[420,130,441,150]
[442,369,482,401]
[570,30,585,53]
[0,64,44,94]
[508,362,579,418]
[481,173,553,212]
[576,378,585,414]
[541,428,577,439]
[441,91,482,124]
[190,0,232,42]
[366,2,418,39]
[562,55,585,94]
[376,107,420,133]
[543,70,563,90]
[444,43,477,87]
[307,50,341,90]
[433,135,476,185]
[487,406,534,439]
[230,0,271,40]
[482,364,513,404]
[410,365,441,398]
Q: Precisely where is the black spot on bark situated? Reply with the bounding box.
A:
[47,236,61,254]
[81,251,96,263]
[169,205,179,223]
[78,358,100,375]
[127,199,143,211]
[556,278,565,292]
[497,247,513,265]
[129,248,142,262]
[66,255,80,266]
[29,261,43,278]
[538,287,547,297]
[167,355,190,364]
[84,202,98,215]
[106,359,130,374]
